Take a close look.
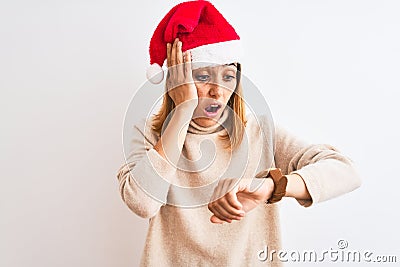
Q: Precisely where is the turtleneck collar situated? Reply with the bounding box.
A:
[188,108,230,135]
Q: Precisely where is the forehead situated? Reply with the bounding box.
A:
[192,63,237,72]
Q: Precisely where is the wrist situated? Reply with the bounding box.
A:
[284,173,311,200]
[284,174,297,198]
[173,100,197,116]
[263,177,275,202]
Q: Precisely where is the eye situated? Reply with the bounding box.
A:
[223,75,236,81]
[194,74,210,82]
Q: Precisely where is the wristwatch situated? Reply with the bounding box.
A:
[256,168,288,204]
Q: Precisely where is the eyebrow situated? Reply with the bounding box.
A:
[224,64,237,72]
[193,64,237,72]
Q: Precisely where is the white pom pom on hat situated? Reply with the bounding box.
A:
[146,0,241,84]
[146,63,164,84]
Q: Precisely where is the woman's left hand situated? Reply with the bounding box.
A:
[208,178,275,224]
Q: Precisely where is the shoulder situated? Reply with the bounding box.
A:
[243,113,276,149]
[245,112,275,136]
[244,113,306,148]
[245,113,303,144]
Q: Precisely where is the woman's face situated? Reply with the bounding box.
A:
[191,64,237,127]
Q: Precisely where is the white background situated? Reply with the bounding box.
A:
[1,0,399,266]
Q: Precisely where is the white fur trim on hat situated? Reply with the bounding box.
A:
[146,63,164,84]
[188,40,242,69]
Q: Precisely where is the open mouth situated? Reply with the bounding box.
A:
[204,103,222,117]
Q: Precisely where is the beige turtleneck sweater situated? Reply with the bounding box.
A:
[116,110,361,266]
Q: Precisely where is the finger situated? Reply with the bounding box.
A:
[219,180,242,214]
[184,51,193,79]
[176,41,185,78]
[208,200,230,222]
[209,180,239,221]
[225,191,244,213]
[209,179,242,219]
[166,43,172,67]
[176,41,183,64]
[210,215,225,224]
[221,179,243,210]
[171,38,178,66]
[216,197,245,219]
[210,198,240,221]
[210,204,233,223]
[209,200,241,222]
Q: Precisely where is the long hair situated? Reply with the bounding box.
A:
[151,63,247,151]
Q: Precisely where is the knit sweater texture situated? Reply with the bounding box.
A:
[116,110,361,266]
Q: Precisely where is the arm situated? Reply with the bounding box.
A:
[274,125,362,207]
[207,121,362,223]
[154,39,198,164]
[116,108,194,219]
[116,122,177,219]
[154,103,195,164]
[116,38,197,218]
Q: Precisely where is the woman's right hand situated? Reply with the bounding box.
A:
[166,38,198,110]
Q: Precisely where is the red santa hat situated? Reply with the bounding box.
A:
[146,0,242,84]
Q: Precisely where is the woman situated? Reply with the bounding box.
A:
[116,1,361,266]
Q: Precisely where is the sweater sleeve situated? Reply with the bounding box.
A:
[274,124,362,207]
[116,119,176,218]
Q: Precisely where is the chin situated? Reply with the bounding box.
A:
[193,115,221,127]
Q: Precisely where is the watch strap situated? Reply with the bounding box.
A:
[259,168,288,204]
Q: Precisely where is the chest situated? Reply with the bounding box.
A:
[174,130,274,187]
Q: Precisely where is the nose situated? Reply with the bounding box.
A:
[208,83,223,98]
